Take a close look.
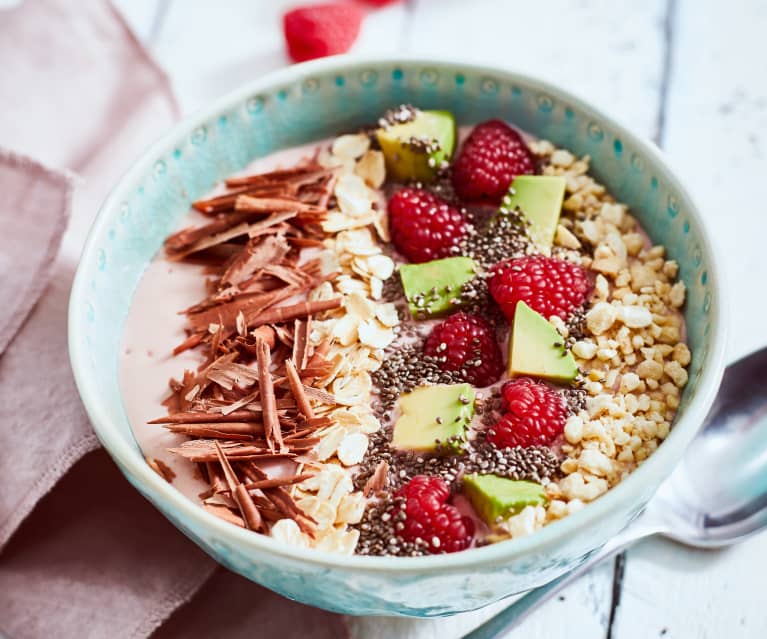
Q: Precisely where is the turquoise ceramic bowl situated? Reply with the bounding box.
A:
[69,57,726,617]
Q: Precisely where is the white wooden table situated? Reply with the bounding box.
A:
[115,1,767,636]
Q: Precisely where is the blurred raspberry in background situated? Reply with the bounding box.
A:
[283,0,400,62]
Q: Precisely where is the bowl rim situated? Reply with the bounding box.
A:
[69,54,728,573]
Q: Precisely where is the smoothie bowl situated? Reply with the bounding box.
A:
[69,57,725,616]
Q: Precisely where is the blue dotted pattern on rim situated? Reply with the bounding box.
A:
[76,62,716,616]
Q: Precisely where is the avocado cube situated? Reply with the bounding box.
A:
[392,383,475,453]
[376,109,456,183]
[463,473,547,525]
[399,256,477,319]
[502,175,566,251]
[509,301,578,383]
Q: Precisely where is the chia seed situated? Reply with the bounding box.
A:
[564,386,587,415]
[459,205,531,269]
[457,275,506,325]
[371,344,463,413]
[352,495,431,557]
[566,305,588,341]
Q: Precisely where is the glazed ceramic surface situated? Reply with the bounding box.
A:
[69,57,726,617]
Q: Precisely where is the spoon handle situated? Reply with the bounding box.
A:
[463,533,645,639]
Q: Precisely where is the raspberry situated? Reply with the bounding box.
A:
[393,476,474,553]
[388,188,469,263]
[424,313,503,387]
[451,120,536,203]
[488,378,568,448]
[283,3,363,63]
[489,255,591,321]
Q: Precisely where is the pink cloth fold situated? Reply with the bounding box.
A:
[0,151,74,355]
[0,1,346,637]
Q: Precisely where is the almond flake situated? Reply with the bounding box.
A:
[358,319,394,349]
[369,277,384,299]
[310,281,336,302]
[331,314,358,346]
[336,174,373,217]
[270,518,310,547]
[354,150,386,188]
[332,133,370,159]
[366,254,394,280]
[315,527,359,555]
[373,210,390,242]
[314,425,347,461]
[335,276,368,295]
[375,303,399,327]
[336,492,366,524]
[337,432,369,466]
[332,373,371,406]
[345,291,375,321]
[336,228,379,256]
[296,496,336,531]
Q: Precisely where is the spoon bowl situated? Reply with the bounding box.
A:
[651,346,767,547]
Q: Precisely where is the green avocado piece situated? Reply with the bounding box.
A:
[392,383,475,453]
[463,474,547,525]
[509,301,578,383]
[501,175,566,251]
[376,109,456,183]
[399,256,477,319]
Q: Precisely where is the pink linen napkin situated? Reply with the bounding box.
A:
[0,1,347,637]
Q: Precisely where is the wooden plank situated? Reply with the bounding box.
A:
[614,1,767,636]
[406,0,668,137]
[347,562,616,639]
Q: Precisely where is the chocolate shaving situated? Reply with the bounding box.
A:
[363,460,389,497]
[149,411,262,424]
[302,416,335,429]
[221,234,290,286]
[240,463,315,534]
[224,166,329,188]
[169,439,297,463]
[173,332,204,356]
[146,457,176,483]
[222,473,314,494]
[206,461,228,494]
[256,337,285,454]
[292,318,310,369]
[214,441,263,531]
[250,297,342,328]
[299,385,336,405]
[206,359,259,390]
[185,286,299,334]
[285,359,315,420]
[165,216,253,260]
[152,153,345,546]
[193,183,293,215]
[261,264,313,288]
[272,324,294,349]
[163,422,261,439]
[234,194,324,216]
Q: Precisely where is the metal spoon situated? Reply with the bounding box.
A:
[465,347,767,639]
